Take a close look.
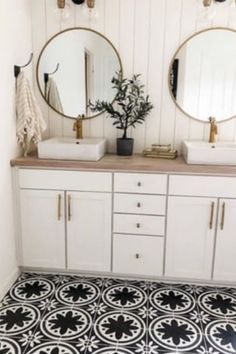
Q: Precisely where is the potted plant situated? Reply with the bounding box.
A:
[89,73,153,156]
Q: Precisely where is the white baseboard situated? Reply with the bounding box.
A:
[21,266,236,288]
[0,268,20,301]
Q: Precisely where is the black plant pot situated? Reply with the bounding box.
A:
[117,138,134,156]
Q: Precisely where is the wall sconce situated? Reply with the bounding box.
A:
[57,0,97,19]
[57,0,65,8]
[203,0,234,6]
[201,0,235,20]
[71,0,96,9]
[87,0,95,8]
[57,0,70,20]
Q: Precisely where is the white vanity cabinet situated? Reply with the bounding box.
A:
[165,196,217,280]
[66,192,112,272]
[13,161,236,285]
[113,173,167,277]
[17,169,112,272]
[214,199,236,282]
[20,189,66,269]
[166,175,236,282]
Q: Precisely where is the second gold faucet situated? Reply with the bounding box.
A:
[209,117,218,143]
[73,116,83,139]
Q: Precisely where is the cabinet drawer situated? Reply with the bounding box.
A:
[114,194,166,215]
[114,173,167,194]
[114,214,165,235]
[113,234,164,276]
[19,169,112,192]
[169,175,236,198]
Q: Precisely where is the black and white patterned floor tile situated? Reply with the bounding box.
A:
[1,273,236,354]
[102,284,147,310]
[198,291,236,319]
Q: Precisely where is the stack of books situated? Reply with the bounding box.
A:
[143,144,178,159]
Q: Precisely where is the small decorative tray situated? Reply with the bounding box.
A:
[143,144,178,159]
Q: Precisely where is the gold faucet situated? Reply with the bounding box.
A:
[209,117,218,143]
[73,116,83,139]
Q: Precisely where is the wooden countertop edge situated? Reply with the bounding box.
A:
[10,154,236,176]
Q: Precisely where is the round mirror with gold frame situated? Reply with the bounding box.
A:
[169,27,236,123]
[37,27,123,120]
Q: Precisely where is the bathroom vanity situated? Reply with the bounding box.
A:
[11,155,236,285]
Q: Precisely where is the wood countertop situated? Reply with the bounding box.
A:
[10,154,236,176]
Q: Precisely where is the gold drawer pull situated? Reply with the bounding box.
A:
[137,182,142,187]
[136,223,141,229]
[221,202,226,230]
[68,195,72,221]
[137,202,141,208]
[58,194,62,221]
[135,254,141,259]
[209,202,215,230]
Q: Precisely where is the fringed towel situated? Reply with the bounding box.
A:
[45,78,64,114]
[16,72,47,156]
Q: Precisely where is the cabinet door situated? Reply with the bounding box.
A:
[165,196,217,280]
[214,199,236,282]
[20,190,65,268]
[67,192,112,272]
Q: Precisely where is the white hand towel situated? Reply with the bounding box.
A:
[45,77,64,114]
[16,72,47,154]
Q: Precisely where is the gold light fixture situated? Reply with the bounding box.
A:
[203,0,212,6]
[70,0,95,8]
[57,0,65,9]
[203,0,232,6]
[87,0,95,9]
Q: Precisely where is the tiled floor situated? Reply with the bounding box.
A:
[0,273,236,354]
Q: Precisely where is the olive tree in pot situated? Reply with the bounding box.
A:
[89,73,153,156]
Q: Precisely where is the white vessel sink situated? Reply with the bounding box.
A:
[183,141,236,165]
[38,137,106,161]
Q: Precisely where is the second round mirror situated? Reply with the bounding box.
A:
[169,28,236,122]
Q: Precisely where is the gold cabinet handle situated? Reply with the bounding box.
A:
[135,254,141,259]
[221,202,226,230]
[68,195,72,221]
[137,182,142,187]
[209,202,215,230]
[58,194,62,221]
[136,223,141,229]
[137,202,141,208]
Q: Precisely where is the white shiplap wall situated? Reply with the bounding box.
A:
[31,0,236,153]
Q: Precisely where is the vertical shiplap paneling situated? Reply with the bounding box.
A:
[89,0,106,139]
[118,0,136,142]
[229,6,236,142]
[31,0,236,152]
[174,0,198,153]
[159,0,183,146]
[187,1,212,142]
[45,0,63,137]
[75,0,92,138]
[132,0,151,153]
[31,0,49,139]
[217,3,236,142]
[60,2,77,138]
[104,0,120,153]
[145,0,166,149]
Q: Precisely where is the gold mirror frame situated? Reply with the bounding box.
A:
[36,27,123,121]
[168,27,236,123]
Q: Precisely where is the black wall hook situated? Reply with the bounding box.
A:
[44,63,60,83]
[14,53,33,78]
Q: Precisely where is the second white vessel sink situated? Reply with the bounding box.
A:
[38,137,106,161]
[183,141,236,165]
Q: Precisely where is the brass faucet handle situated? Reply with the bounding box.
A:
[73,121,77,131]
[209,116,216,123]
